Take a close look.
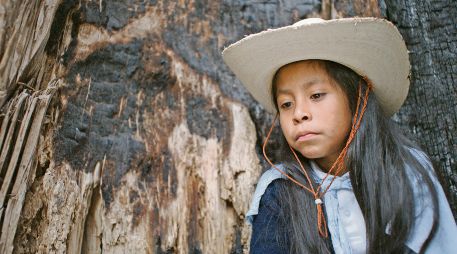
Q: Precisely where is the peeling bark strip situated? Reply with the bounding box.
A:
[0,82,57,254]
[0,0,455,253]
[0,0,62,107]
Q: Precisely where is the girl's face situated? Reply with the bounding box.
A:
[275,61,352,172]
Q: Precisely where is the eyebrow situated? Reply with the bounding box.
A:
[276,78,322,94]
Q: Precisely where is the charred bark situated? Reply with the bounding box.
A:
[383,0,457,217]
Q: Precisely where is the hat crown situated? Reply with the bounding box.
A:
[292,18,325,27]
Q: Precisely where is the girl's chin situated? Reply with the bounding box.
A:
[293,149,325,160]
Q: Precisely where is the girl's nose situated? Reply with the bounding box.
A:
[293,108,311,124]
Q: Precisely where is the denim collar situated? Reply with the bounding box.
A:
[309,160,353,192]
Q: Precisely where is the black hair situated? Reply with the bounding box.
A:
[269,60,439,253]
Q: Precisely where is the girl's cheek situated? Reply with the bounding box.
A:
[279,120,287,134]
[279,122,292,141]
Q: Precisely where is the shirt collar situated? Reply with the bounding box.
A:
[309,160,353,191]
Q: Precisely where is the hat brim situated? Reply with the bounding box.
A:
[222,18,410,116]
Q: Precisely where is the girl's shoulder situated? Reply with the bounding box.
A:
[406,146,433,168]
[403,146,437,186]
[403,147,457,253]
[246,165,287,224]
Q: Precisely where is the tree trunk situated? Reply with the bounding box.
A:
[384,0,457,216]
[0,0,455,253]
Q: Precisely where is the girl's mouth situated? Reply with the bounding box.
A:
[296,132,318,141]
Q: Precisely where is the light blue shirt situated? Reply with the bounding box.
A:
[246,149,457,253]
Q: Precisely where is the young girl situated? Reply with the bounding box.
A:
[222,18,457,253]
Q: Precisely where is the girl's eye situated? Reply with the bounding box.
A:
[310,93,325,100]
[280,102,292,109]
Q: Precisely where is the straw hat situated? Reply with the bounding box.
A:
[222,17,410,116]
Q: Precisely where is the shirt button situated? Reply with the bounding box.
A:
[344,209,351,217]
